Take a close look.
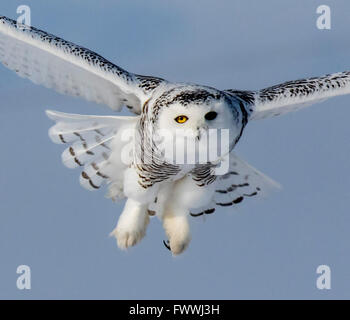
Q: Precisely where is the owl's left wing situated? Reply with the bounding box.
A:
[225,71,350,120]
[190,153,281,217]
[0,16,167,114]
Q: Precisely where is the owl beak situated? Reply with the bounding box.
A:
[196,124,209,141]
[196,130,201,141]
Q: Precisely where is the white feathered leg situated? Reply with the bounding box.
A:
[111,166,158,250]
[110,198,150,249]
[162,174,217,255]
[162,203,191,255]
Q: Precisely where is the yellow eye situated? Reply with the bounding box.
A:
[175,115,188,124]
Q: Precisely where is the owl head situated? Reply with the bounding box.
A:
[148,85,247,165]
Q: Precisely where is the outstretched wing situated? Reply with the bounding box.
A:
[0,16,166,114]
[190,153,281,217]
[47,110,137,195]
[225,71,350,120]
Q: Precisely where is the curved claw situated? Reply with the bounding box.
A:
[190,212,204,217]
[163,239,171,251]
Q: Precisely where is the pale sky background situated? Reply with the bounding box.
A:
[0,0,349,299]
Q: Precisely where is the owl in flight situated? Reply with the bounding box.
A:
[1,16,349,255]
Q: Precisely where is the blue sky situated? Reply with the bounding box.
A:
[0,0,349,299]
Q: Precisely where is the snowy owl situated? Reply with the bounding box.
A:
[1,16,350,255]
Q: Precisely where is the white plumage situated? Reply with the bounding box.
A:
[1,16,350,255]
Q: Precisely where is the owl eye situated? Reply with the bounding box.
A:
[174,115,188,124]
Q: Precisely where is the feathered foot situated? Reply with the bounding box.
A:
[110,199,149,250]
[162,206,191,255]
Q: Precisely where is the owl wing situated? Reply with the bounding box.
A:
[0,16,166,114]
[225,71,350,120]
[46,110,137,194]
[190,153,281,217]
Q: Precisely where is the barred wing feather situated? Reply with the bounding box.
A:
[46,110,137,192]
[225,71,350,120]
[0,16,166,114]
[190,153,281,217]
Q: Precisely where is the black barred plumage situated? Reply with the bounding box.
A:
[189,154,280,217]
[225,71,350,120]
[91,162,109,179]
[258,72,350,104]
[135,75,166,92]
[224,89,256,107]
[45,110,133,192]
[190,164,217,187]
[135,102,181,188]
[190,208,215,217]
[216,196,244,207]
[216,183,250,194]
[81,171,100,189]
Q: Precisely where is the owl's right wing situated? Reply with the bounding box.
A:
[46,110,138,194]
[0,16,167,114]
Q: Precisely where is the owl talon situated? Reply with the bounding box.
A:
[163,240,171,251]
